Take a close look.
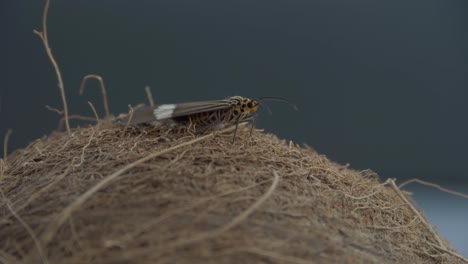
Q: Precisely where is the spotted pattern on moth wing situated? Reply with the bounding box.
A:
[173,96,259,129]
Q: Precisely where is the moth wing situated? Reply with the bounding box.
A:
[154,100,231,120]
[114,105,156,125]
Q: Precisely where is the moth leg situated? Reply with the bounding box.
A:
[231,116,242,144]
[249,115,257,136]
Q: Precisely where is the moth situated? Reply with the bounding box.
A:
[116,96,296,143]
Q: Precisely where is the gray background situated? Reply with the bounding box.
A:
[2,0,467,256]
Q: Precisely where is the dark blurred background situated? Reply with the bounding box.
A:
[2,0,467,256]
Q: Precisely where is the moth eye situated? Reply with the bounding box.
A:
[247,102,253,108]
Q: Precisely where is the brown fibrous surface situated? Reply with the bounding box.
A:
[0,124,464,264]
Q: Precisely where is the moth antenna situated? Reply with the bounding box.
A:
[257,97,299,111]
[258,101,273,115]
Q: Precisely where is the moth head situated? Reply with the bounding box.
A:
[237,98,259,114]
[246,99,259,113]
[228,96,259,114]
[229,96,297,115]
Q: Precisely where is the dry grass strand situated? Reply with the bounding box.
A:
[87,101,100,122]
[45,105,63,115]
[33,0,71,135]
[79,74,110,118]
[399,178,468,199]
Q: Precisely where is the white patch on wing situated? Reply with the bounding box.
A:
[153,104,176,120]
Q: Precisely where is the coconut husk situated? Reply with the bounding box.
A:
[0,124,465,264]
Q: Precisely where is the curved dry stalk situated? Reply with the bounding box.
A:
[33,0,71,135]
[87,101,100,122]
[45,105,63,115]
[79,75,110,118]
[399,178,468,199]
[73,128,95,168]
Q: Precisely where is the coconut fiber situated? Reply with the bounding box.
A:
[0,124,465,264]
